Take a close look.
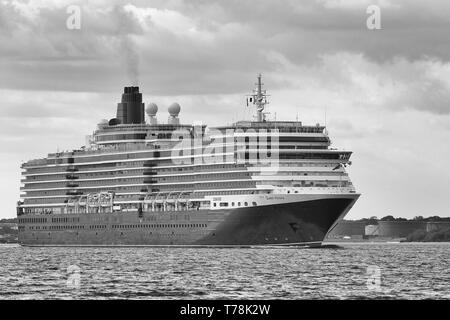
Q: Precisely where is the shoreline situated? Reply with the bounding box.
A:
[2,241,449,247]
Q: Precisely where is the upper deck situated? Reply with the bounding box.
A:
[214,120,325,133]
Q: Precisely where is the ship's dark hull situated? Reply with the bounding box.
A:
[195,197,355,246]
[18,197,357,247]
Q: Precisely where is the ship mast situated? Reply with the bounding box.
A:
[247,73,269,122]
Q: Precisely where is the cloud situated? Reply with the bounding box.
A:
[2,0,450,95]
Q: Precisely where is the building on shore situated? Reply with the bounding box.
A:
[327,219,449,240]
[426,222,450,232]
[326,220,367,239]
[364,224,379,237]
[377,221,427,238]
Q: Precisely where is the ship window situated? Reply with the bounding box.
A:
[244,202,248,206]
[213,203,217,207]
[252,202,257,206]
[232,202,235,206]
[238,202,241,206]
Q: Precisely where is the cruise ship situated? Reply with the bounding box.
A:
[17,75,359,247]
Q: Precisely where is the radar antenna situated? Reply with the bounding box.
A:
[246,73,270,122]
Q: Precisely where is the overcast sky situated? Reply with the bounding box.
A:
[1,0,450,219]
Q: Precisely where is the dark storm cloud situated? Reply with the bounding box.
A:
[166,0,450,62]
[1,0,450,109]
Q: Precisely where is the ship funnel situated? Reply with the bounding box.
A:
[116,86,145,124]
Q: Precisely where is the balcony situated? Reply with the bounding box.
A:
[143,171,157,175]
[66,183,79,188]
[66,190,82,196]
[143,161,157,167]
[143,179,157,184]
[66,174,79,180]
[66,166,78,172]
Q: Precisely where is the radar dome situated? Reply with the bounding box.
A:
[168,102,181,117]
[146,103,158,116]
[97,119,108,129]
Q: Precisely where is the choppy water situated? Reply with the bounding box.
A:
[0,243,448,299]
